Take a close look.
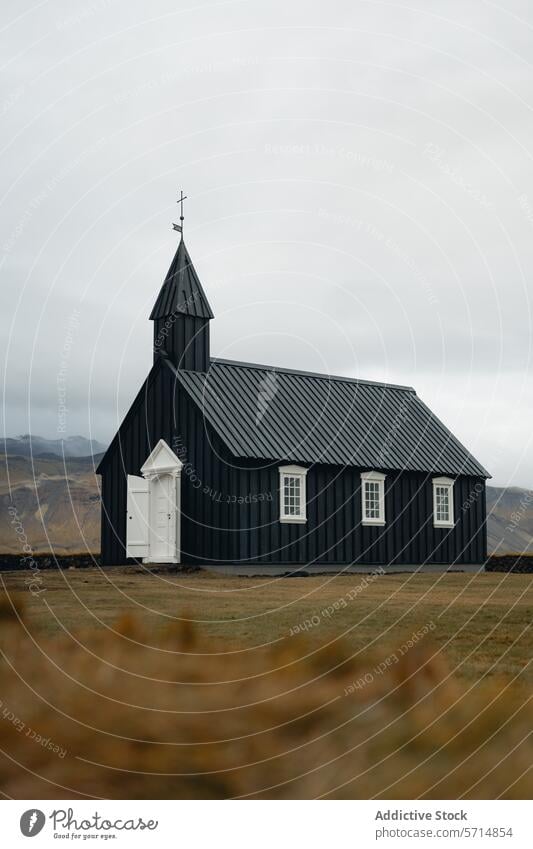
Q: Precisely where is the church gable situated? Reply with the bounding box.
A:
[96,358,169,475]
[140,439,183,477]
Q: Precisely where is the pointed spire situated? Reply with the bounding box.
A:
[150,238,214,320]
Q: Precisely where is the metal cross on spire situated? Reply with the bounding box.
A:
[172,190,187,236]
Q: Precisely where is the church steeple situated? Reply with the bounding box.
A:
[150,234,214,371]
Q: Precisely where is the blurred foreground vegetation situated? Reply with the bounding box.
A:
[0,569,531,798]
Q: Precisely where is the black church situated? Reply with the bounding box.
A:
[97,220,489,569]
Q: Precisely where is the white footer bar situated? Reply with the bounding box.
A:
[3,800,530,848]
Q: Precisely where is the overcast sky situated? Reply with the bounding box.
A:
[1,0,532,487]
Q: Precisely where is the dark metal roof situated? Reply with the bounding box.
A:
[172,358,489,477]
[150,239,214,320]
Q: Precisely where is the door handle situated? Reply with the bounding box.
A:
[167,514,171,520]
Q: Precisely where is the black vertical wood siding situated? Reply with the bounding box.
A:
[153,316,210,371]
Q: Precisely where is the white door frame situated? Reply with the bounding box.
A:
[139,439,183,564]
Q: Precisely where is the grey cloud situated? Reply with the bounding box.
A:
[1,0,532,487]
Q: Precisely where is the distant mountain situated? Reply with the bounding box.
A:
[486,486,533,555]
[1,453,101,554]
[0,440,531,556]
[3,434,107,459]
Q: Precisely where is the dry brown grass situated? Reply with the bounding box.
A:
[2,567,531,683]
[0,568,532,799]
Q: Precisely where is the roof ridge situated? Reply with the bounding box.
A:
[209,357,416,393]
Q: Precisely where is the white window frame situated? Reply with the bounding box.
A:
[279,465,308,524]
[432,476,455,528]
[361,471,386,526]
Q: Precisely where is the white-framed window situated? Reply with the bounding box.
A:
[279,465,308,523]
[432,476,455,527]
[361,471,386,525]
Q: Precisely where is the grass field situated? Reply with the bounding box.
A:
[1,566,532,798]
[2,567,531,685]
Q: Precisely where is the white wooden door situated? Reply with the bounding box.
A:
[149,474,178,561]
[126,475,150,558]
